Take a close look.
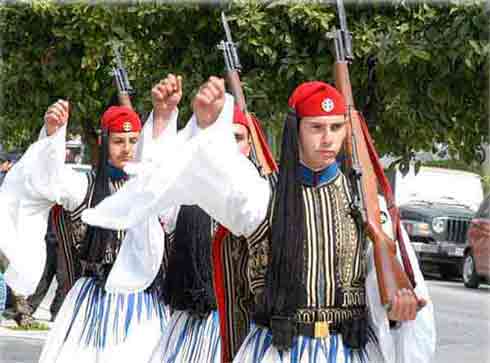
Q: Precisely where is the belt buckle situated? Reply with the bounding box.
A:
[314,321,330,338]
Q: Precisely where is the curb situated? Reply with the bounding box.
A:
[0,320,51,341]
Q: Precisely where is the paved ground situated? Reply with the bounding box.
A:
[429,276,490,363]
[0,281,53,363]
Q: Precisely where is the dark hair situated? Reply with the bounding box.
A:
[79,129,118,264]
[162,206,215,315]
[264,110,306,316]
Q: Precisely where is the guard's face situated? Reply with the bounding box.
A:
[0,161,11,172]
[298,115,346,170]
[108,132,140,169]
[232,124,251,158]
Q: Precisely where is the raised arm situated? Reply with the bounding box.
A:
[0,100,87,295]
[185,76,271,236]
[135,74,182,163]
[20,100,89,211]
[82,77,270,238]
[103,75,183,293]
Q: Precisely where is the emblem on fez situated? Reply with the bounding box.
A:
[122,121,132,132]
[321,98,335,113]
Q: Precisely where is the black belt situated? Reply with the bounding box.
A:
[297,320,338,338]
[254,312,368,351]
[255,316,337,339]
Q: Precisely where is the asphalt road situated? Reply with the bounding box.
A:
[0,277,488,363]
[429,276,490,363]
[0,337,43,363]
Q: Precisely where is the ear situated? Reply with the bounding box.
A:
[244,142,252,158]
[297,126,305,152]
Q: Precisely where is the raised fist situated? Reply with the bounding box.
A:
[44,99,69,136]
[192,76,225,129]
[152,74,183,120]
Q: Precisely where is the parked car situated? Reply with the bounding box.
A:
[463,194,490,288]
[387,165,484,279]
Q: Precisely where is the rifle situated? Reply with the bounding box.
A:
[218,12,277,175]
[112,44,134,109]
[328,0,417,309]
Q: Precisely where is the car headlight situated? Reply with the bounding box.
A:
[432,218,446,234]
[403,221,432,236]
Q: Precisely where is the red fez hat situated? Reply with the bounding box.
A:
[233,104,250,130]
[288,81,346,119]
[100,106,142,133]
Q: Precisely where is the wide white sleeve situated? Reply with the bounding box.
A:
[22,125,88,210]
[82,94,270,238]
[366,197,436,363]
[135,109,178,163]
[103,109,179,293]
[136,109,180,232]
[103,217,165,293]
[0,124,87,295]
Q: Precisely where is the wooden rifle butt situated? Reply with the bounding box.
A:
[118,93,133,109]
[369,222,414,308]
[225,70,276,175]
[225,71,247,112]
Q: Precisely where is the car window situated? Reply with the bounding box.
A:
[476,196,490,219]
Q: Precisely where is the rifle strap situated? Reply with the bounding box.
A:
[211,226,232,363]
[356,112,416,288]
[246,114,278,175]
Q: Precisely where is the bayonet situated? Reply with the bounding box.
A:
[336,0,353,61]
[218,12,242,71]
[112,44,133,95]
[327,0,353,62]
[111,43,133,108]
[222,11,234,45]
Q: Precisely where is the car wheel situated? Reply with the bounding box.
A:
[463,253,480,288]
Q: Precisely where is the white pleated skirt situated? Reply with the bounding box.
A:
[233,324,385,363]
[39,277,170,363]
[149,309,221,363]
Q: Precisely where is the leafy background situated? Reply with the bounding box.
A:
[0,0,488,180]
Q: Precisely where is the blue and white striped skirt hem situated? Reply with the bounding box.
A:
[39,277,170,363]
[233,324,385,363]
[0,273,6,314]
[150,309,221,363]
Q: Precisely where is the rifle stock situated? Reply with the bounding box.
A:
[226,71,275,176]
[117,93,132,109]
[225,71,247,111]
[370,222,413,307]
[334,62,354,164]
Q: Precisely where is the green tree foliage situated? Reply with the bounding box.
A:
[0,0,488,164]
